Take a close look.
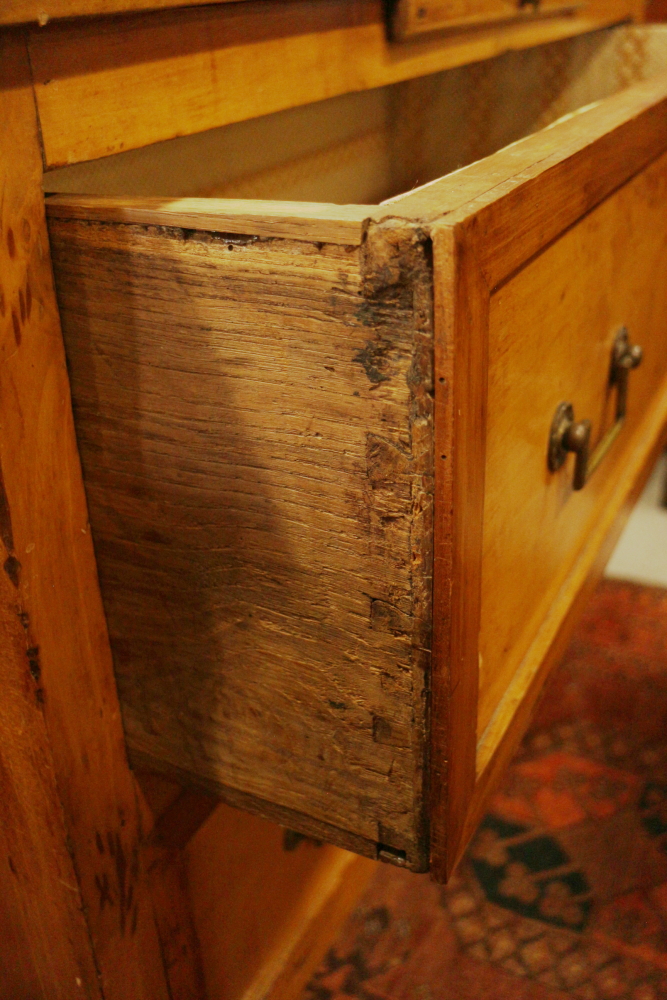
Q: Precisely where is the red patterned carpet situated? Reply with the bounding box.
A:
[302,580,667,1000]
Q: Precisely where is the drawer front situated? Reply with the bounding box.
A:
[479,158,667,739]
[431,135,667,878]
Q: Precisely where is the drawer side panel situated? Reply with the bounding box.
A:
[48,216,434,867]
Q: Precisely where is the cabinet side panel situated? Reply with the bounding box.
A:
[48,217,433,867]
[0,32,174,1000]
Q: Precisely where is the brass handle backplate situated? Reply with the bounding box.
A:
[547,327,643,491]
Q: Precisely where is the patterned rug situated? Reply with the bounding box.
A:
[302,580,667,1000]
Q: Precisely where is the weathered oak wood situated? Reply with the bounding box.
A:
[48,214,434,869]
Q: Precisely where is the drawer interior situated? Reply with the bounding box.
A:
[44,24,667,207]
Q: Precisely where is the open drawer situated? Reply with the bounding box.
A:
[45,25,667,879]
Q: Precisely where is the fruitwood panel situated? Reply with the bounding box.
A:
[0,575,99,998]
[28,0,631,168]
[478,152,667,735]
[0,32,171,1000]
[469,400,667,850]
[430,76,667,879]
[48,214,434,868]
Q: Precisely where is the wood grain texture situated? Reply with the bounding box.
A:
[42,32,667,886]
[48,213,434,869]
[43,29,656,207]
[0,0,242,26]
[0,563,97,998]
[0,31,171,1000]
[28,0,634,168]
[185,803,375,1000]
[0,37,102,999]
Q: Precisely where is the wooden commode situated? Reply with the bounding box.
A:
[1,1,666,996]
[46,25,667,879]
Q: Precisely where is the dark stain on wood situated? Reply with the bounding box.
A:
[3,554,20,587]
[18,287,25,323]
[366,435,411,486]
[6,227,16,259]
[0,458,21,588]
[11,308,21,346]
[0,285,5,317]
[30,666,45,706]
[94,828,140,933]
[26,645,41,681]
[372,716,393,743]
[95,870,113,911]
[114,834,128,932]
[353,341,391,384]
[370,598,411,635]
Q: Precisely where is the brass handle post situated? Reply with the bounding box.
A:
[547,327,643,491]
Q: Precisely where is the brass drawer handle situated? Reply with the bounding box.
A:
[548,327,643,491]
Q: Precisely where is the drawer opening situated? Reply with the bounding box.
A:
[44,24,667,208]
